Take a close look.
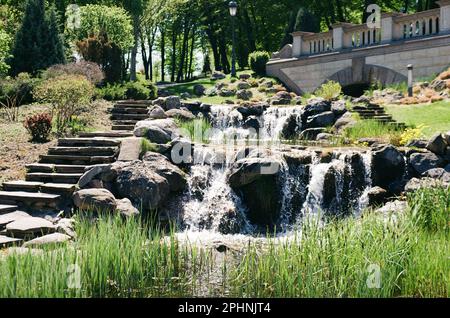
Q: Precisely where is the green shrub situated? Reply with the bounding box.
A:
[97,83,126,101]
[248,51,270,76]
[34,75,94,135]
[124,81,151,100]
[42,61,105,85]
[97,81,157,101]
[315,80,342,101]
[23,112,52,142]
[177,118,212,143]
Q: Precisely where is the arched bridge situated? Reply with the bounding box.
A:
[266,0,450,94]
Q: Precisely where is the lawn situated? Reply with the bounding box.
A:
[385,101,450,138]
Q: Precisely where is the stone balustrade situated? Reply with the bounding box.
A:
[275,0,450,59]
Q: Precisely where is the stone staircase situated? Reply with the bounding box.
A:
[0,101,141,247]
[110,100,151,131]
[351,103,406,129]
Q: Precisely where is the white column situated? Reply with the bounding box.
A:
[292,35,302,57]
[437,0,450,33]
[381,14,394,43]
[332,25,344,50]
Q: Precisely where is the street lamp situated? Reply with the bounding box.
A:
[229,1,237,77]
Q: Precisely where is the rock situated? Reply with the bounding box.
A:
[78,164,111,188]
[235,102,268,117]
[303,97,331,117]
[200,103,211,113]
[108,160,175,211]
[210,71,226,80]
[405,177,446,192]
[443,131,450,145]
[331,100,347,116]
[206,88,217,96]
[316,133,333,141]
[227,156,282,227]
[281,113,301,139]
[148,105,167,119]
[219,88,236,97]
[306,111,335,128]
[236,89,252,100]
[164,96,181,110]
[142,152,187,192]
[180,92,191,100]
[239,73,251,80]
[236,81,251,90]
[430,79,446,91]
[0,235,22,248]
[426,133,447,155]
[73,188,117,212]
[358,137,383,146]
[422,167,447,179]
[134,118,180,144]
[152,97,166,107]
[56,218,76,238]
[193,84,206,96]
[23,233,71,248]
[116,198,139,217]
[406,139,428,148]
[243,116,260,130]
[371,145,405,189]
[165,108,195,121]
[409,152,444,175]
[299,128,326,140]
[6,217,56,239]
[332,112,356,133]
[0,211,30,229]
[352,95,370,105]
[375,200,408,214]
[367,186,389,206]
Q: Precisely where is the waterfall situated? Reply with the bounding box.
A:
[259,106,303,140]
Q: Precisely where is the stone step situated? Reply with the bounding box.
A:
[112,125,135,131]
[113,103,149,109]
[111,113,149,121]
[48,146,118,156]
[78,131,133,138]
[112,120,138,125]
[110,107,149,114]
[2,181,43,192]
[41,183,77,194]
[58,138,121,147]
[116,100,152,105]
[26,163,88,174]
[0,204,18,214]
[355,109,386,114]
[0,235,23,248]
[0,191,60,207]
[40,154,115,165]
[26,172,83,184]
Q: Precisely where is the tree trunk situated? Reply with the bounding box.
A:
[177,19,190,82]
[130,14,140,82]
[171,23,177,82]
[218,32,230,74]
[188,25,196,80]
[160,28,165,82]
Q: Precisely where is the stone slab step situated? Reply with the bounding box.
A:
[110,107,149,114]
[112,125,135,131]
[78,131,133,138]
[48,146,118,156]
[26,172,83,184]
[2,181,43,192]
[113,103,149,109]
[26,163,88,174]
[40,154,115,165]
[112,120,138,125]
[116,100,152,105]
[0,235,23,248]
[58,138,121,147]
[0,204,18,214]
[41,183,77,194]
[111,113,149,120]
[0,191,60,206]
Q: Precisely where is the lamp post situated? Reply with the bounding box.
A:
[229,1,237,77]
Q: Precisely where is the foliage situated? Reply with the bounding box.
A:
[399,124,427,145]
[0,29,11,76]
[343,119,403,145]
[23,112,52,142]
[0,73,39,121]
[140,138,158,157]
[177,117,212,143]
[124,81,151,100]
[66,4,134,52]
[248,51,270,76]
[42,61,105,85]
[96,83,126,101]
[33,75,94,135]
[10,0,65,76]
[315,81,342,101]
[76,33,124,83]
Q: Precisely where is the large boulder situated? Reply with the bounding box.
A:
[426,133,447,155]
[219,88,236,97]
[299,128,326,140]
[148,105,167,119]
[236,81,251,90]
[134,118,180,144]
[73,188,117,212]
[306,111,335,128]
[405,177,446,192]
[164,96,181,110]
[371,145,405,189]
[227,156,282,228]
[332,112,356,133]
[165,108,195,121]
[193,84,206,96]
[116,198,140,217]
[331,100,347,116]
[108,161,171,211]
[367,186,389,206]
[210,71,226,80]
[303,97,331,117]
[236,89,252,100]
[409,152,444,175]
[235,102,268,117]
[142,152,187,192]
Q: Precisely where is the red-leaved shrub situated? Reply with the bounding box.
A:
[24,113,53,142]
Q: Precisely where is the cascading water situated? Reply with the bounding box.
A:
[173,104,374,236]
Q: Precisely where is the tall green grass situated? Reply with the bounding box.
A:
[176,118,212,143]
[343,119,404,145]
[0,188,447,297]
